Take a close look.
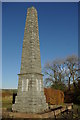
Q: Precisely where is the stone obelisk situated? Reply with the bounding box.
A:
[12,7,48,113]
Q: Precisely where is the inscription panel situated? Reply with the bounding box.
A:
[22,79,29,91]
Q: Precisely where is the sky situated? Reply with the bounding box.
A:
[2,2,78,89]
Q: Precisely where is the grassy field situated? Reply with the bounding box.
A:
[0,89,17,110]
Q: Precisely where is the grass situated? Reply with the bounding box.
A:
[73,104,80,110]
[2,96,12,109]
[73,104,80,117]
[1,89,15,110]
[56,104,80,119]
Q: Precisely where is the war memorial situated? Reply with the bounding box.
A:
[1,6,73,119]
[12,6,48,113]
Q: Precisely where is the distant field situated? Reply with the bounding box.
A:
[0,89,17,109]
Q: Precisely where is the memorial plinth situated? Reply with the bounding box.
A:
[12,6,48,113]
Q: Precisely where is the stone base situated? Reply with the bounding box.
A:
[12,91,48,113]
[12,73,48,113]
[3,104,72,118]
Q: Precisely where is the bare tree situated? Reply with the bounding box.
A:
[43,55,79,91]
[43,59,66,91]
[65,55,78,88]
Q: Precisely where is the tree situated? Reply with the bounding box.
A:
[65,55,78,89]
[43,59,66,91]
[43,55,79,91]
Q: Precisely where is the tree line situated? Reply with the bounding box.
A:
[43,55,80,104]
